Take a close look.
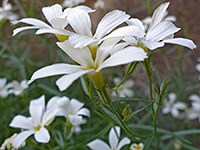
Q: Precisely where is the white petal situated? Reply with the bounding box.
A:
[13,130,34,149]
[56,97,70,117]
[97,47,147,72]
[35,28,72,35]
[102,25,145,41]
[123,89,134,98]
[13,26,40,36]
[68,115,82,126]
[77,108,90,117]
[163,38,197,50]
[174,102,186,110]
[196,64,200,72]
[189,94,200,102]
[70,99,84,114]
[168,93,176,101]
[75,5,95,13]
[57,41,94,68]
[87,139,110,150]
[123,36,138,45]
[46,96,60,109]
[29,95,45,126]
[94,10,130,39]
[110,42,129,55]
[9,115,33,130]
[114,78,121,85]
[126,18,145,32]
[51,18,68,29]
[0,78,7,87]
[117,137,131,150]
[17,18,51,28]
[42,4,63,25]
[56,69,94,91]
[68,33,97,48]
[123,80,134,88]
[109,126,120,149]
[34,127,50,143]
[95,38,121,65]
[148,2,170,30]
[140,39,164,50]
[28,63,82,84]
[171,108,180,118]
[42,107,58,126]
[162,106,170,114]
[146,21,180,41]
[67,8,92,36]
[188,111,199,120]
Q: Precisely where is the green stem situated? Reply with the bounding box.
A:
[109,103,153,138]
[109,62,138,93]
[63,119,72,150]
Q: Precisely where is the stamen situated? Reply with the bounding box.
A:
[34,125,41,131]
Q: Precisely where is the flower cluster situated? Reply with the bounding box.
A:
[13,2,196,93]
[0,78,28,98]
[9,95,90,149]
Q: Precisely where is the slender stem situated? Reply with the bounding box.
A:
[109,103,153,138]
[109,62,138,93]
[63,119,72,150]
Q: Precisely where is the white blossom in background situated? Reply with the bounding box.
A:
[94,0,106,10]
[62,0,85,8]
[0,78,11,98]
[130,143,144,150]
[87,126,130,150]
[55,97,90,126]
[70,119,87,136]
[13,4,94,36]
[0,133,25,150]
[188,94,200,122]
[9,95,58,149]
[162,93,187,118]
[112,77,134,98]
[0,0,18,22]
[8,80,28,96]
[124,2,196,51]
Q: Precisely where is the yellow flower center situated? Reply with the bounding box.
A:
[136,42,148,54]
[34,125,41,131]
[136,145,141,149]
[55,34,68,42]
[88,45,98,61]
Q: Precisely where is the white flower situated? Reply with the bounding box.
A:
[188,94,200,122]
[8,80,28,96]
[62,0,85,8]
[87,126,130,150]
[162,93,187,118]
[0,0,18,22]
[13,4,94,36]
[66,8,145,48]
[94,0,106,10]
[142,11,176,31]
[9,95,58,149]
[112,78,134,98]
[0,78,10,98]
[28,39,147,91]
[55,96,90,126]
[130,143,144,150]
[125,2,196,50]
[0,133,25,150]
